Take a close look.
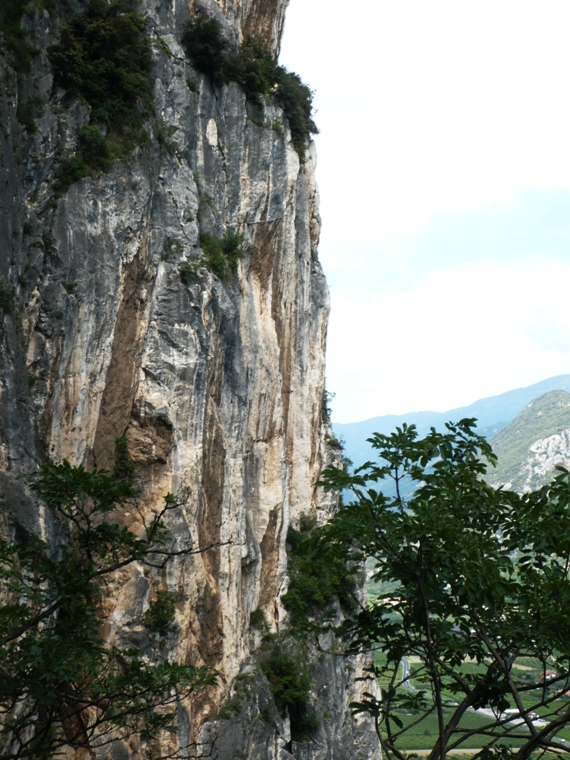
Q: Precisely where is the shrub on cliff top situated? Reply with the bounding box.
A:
[181,14,228,84]
[224,37,278,105]
[225,39,318,157]
[49,0,153,135]
[181,16,318,159]
[49,0,153,190]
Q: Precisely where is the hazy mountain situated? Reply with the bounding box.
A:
[486,390,570,492]
[333,374,570,473]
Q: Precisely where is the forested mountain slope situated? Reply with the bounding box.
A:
[486,390,570,492]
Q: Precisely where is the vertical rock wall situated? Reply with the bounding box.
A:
[0,0,380,757]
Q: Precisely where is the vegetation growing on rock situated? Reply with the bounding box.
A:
[487,389,570,492]
[48,0,153,190]
[49,0,153,134]
[0,461,215,759]
[53,124,112,190]
[0,0,45,70]
[180,13,228,84]
[260,642,317,741]
[143,590,177,634]
[113,434,135,481]
[199,231,244,280]
[0,282,16,315]
[282,512,357,626]
[317,419,570,759]
[181,15,318,159]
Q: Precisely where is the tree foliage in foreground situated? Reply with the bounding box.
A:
[318,419,570,760]
[0,461,216,759]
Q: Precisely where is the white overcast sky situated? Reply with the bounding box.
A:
[279,0,570,423]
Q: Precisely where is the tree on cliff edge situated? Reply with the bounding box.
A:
[316,419,570,760]
[0,461,216,759]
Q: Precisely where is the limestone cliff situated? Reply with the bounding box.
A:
[487,390,570,493]
[0,0,379,758]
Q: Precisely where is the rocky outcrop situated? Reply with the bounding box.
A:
[521,431,570,490]
[0,0,379,758]
[487,390,570,493]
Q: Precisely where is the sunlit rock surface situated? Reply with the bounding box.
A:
[487,390,570,493]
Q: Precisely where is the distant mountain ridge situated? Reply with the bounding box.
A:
[487,390,570,492]
[333,375,570,472]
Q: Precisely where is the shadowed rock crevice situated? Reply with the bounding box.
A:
[92,249,154,471]
[258,504,282,624]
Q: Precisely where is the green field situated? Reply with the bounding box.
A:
[373,651,570,755]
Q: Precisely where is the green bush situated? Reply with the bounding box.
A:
[260,646,317,741]
[224,37,276,105]
[249,607,268,631]
[54,126,112,193]
[1,0,36,71]
[113,435,135,481]
[282,517,357,626]
[228,42,318,158]
[179,261,199,285]
[156,120,178,155]
[186,76,199,92]
[78,124,112,170]
[48,0,153,190]
[272,67,317,159]
[49,0,153,132]
[54,156,88,192]
[181,14,228,83]
[16,96,43,132]
[143,590,176,633]
[0,281,16,315]
[41,232,54,251]
[321,390,335,422]
[181,19,317,159]
[326,434,344,451]
[298,511,317,533]
[200,231,244,280]
[162,236,183,261]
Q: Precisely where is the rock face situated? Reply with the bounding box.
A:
[0,1,380,758]
[487,390,570,493]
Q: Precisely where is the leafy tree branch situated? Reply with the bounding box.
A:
[314,419,570,759]
[0,461,216,759]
